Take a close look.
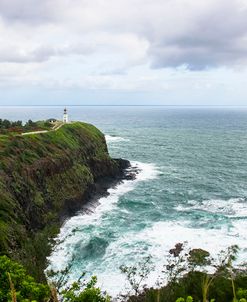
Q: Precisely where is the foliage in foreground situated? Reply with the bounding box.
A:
[61,276,110,302]
[120,244,247,302]
[1,244,247,302]
[0,255,50,302]
[0,256,110,302]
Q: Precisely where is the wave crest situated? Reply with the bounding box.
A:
[105,135,129,143]
[46,161,159,277]
[176,198,247,218]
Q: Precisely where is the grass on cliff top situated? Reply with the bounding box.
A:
[0,122,108,165]
[38,122,104,148]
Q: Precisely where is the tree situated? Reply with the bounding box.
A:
[2,119,11,129]
[216,245,239,302]
[12,121,22,127]
[165,243,188,284]
[120,256,154,297]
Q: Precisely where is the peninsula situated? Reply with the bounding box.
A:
[0,120,130,280]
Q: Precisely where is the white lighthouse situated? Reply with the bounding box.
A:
[63,107,69,123]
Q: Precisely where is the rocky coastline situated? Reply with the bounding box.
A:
[59,157,132,221]
[0,122,131,281]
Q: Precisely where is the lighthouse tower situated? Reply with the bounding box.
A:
[63,107,68,123]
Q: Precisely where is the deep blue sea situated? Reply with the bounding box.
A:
[1,106,247,295]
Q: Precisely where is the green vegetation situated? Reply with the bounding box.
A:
[0,122,121,280]
[1,120,245,302]
[0,256,110,302]
[121,244,247,302]
[61,276,110,302]
[0,119,52,135]
[0,245,246,301]
[0,255,50,302]
[175,296,193,302]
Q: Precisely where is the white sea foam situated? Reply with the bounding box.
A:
[176,198,247,218]
[137,220,247,260]
[46,161,159,275]
[69,217,247,296]
[94,219,247,296]
[105,135,129,143]
[47,170,247,297]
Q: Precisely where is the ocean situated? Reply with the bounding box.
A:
[1,106,247,296]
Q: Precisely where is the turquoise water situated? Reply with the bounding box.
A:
[1,106,247,295]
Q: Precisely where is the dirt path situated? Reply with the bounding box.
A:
[21,130,49,136]
[21,122,64,136]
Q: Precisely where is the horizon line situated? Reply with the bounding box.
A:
[0,104,247,107]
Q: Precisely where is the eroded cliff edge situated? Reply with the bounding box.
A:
[0,122,129,280]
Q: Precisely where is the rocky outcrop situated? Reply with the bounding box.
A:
[0,122,129,280]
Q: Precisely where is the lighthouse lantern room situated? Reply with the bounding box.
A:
[63,108,69,123]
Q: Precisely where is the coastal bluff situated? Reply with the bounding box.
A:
[0,122,129,279]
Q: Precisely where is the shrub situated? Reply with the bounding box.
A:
[61,276,110,302]
[175,296,193,302]
[238,288,247,300]
[0,255,50,302]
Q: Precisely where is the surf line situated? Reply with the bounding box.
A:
[46,161,160,276]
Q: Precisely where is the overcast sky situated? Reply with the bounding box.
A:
[1,0,247,105]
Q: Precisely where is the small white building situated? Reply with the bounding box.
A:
[63,108,69,123]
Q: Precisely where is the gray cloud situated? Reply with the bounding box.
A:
[0,0,55,24]
[145,0,247,70]
[0,47,53,63]
[1,0,247,71]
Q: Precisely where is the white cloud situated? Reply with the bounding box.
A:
[0,0,247,104]
[1,0,247,68]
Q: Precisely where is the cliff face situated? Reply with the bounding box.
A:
[0,122,129,279]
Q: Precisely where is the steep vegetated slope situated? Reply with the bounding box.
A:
[0,122,128,280]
